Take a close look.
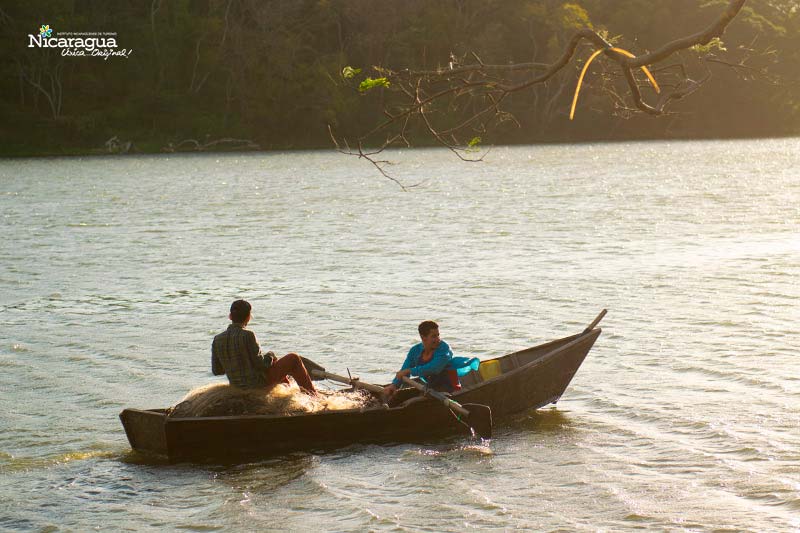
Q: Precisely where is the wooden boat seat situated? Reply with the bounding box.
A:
[502,354,525,372]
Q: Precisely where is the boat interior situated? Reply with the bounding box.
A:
[458,331,582,389]
[389,331,585,405]
[135,330,594,415]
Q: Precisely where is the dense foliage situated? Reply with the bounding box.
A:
[1,0,797,156]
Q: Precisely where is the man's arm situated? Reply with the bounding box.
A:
[390,346,419,388]
[211,339,225,376]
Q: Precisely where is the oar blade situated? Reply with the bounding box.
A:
[300,357,327,380]
[462,403,493,439]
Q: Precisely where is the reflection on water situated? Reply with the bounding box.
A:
[209,454,318,493]
[501,407,575,433]
[0,448,121,474]
[1,139,799,531]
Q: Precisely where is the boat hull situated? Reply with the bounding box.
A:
[120,328,600,461]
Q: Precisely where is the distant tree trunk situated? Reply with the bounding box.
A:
[17,59,64,120]
[151,0,164,92]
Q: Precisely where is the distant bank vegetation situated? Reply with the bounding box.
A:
[1,0,798,157]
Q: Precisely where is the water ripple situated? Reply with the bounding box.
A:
[1,141,799,531]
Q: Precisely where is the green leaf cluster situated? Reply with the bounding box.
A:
[691,37,727,54]
[358,77,391,93]
[342,66,361,79]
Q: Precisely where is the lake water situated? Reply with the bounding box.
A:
[1,139,798,531]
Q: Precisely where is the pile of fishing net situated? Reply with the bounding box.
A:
[167,381,381,418]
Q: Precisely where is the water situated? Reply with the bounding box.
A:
[1,139,798,531]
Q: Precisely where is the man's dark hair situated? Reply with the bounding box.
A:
[230,299,252,323]
[418,320,439,337]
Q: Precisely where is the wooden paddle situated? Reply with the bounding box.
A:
[400,376,493,439]
[309,368,386,395]
[305,358,492,438]
[300,356,328,379]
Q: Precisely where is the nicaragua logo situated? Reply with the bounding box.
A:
[28,24,133,59]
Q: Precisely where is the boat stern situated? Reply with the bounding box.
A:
[119,408,169,457]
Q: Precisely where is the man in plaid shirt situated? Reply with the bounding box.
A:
[212,300,317,394]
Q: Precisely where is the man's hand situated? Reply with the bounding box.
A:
[263,351,278,371]
[383,384,398,398]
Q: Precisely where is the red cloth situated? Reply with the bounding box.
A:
[447,369,462,392]
[265,353,316,393]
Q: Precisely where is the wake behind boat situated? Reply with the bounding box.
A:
[120,311,605,462]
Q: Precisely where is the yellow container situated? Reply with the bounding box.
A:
[479,359,502,381]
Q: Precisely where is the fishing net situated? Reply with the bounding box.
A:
[166,380,379,418]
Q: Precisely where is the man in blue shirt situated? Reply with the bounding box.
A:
[383,320,458,397]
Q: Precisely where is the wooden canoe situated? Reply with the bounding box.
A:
[120,318,602,462]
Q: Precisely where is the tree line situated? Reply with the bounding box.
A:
[1,0,797,157]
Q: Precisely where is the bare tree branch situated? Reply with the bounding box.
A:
[623,0,747,68]
[328,125,423,191]
[332,0,750,189]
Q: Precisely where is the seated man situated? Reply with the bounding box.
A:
[383,320,460,397]
[211,299,317,395]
